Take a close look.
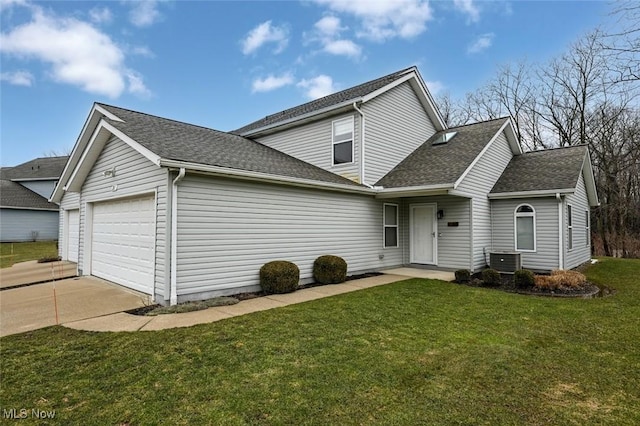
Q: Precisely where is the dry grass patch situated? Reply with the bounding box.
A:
[535,269,588,291]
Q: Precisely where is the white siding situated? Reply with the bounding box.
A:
[362,81,437,184]
[256,112,361,183]
[0,209,59,242]
[565,172,591,269]
[457,131,514,271]
[76,136,168,300]
[400,195,471,270]
[18,180,57,199]
[175,175,403,299]
[491,198,560,271]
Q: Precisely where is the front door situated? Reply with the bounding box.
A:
[410,204,437,264]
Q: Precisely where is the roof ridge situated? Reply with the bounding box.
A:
[96,103,233,136]
[447,116,510,131]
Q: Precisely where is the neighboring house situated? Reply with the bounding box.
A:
[0,156,68,242]
[51,67,598,304]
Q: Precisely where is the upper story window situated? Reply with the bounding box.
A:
[515,204,536,252]
[332,117,354,165]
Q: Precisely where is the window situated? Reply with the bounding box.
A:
[585,210,590,247]
[384,203,399,248]
[567,205,573,250]
[332,117,353,165]
[515,204,536,251]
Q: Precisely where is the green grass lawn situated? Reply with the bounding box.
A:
[0,241,58,268]
[1,258,639,425]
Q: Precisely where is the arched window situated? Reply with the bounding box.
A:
[515,204,536,252]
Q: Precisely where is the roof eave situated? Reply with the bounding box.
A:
[158,159,375,195]
[0,205,59,211]
[375,184,454,199]
[488,188,575,199]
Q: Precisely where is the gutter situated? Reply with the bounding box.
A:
[170,168,186,305]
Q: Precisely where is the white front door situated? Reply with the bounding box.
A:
[410,204,437,264]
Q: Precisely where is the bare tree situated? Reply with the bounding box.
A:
[602,1,640,83]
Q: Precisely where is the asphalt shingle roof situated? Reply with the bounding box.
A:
[0,180,58,210]
[2,156,68,180]
[97,104,363,188]
[233,67,415,134]
[376,118,509,188]
[490,145,587,193]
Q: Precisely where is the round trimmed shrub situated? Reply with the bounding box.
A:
[481,268,501,286]
[313,255,347,284]
[260,261,299,294]
[514,269,535,288]
[455,269,471,284]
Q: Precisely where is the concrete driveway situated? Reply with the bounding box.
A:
[0,276,149,337]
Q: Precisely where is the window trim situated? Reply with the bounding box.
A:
[567,204,573,251]
[383,203,399,248]
[585,209,590,247]
[331,116,354,166]
[514,203,536,252]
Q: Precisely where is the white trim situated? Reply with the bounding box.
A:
[558,194,564,269]
[376,184,452,199]
[567,203,574,251]
[383,203,399,248]
[352,102,366,185]
[100,121,161,165]
[488,188,575,199]
[454,119,510,189]
[0,206,59,212]
[582,150,600,207]
[152,187,158,299]
[362,73,415,103]
[83,202,94,277]
[170,168,186,305]
[159,159,374,195]
[10,177,58,182]
[94,104,124,122]
[585,209,590,247]
[514,203,536,252]
[331,116,355,166]
[409,203,438,265]
[65,123,111,191]
[469,199,475,271]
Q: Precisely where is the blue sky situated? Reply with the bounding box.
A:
[1,0,611,166]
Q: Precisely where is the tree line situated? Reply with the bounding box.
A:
[438,2,640,258]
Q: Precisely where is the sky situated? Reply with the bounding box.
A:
[0,0,612,166]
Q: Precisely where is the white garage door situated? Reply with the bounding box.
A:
[91,196,155,294]
[67,209,79,263]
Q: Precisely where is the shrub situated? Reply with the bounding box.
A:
[455,269,471,284]
[37,256,62,263]
[313,255,347,284]
[514,269,535,289]
[260,261,300,294]
[534,270,587,291]
[481,268,501,286]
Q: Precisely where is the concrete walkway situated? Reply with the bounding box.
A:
[0,260,77,289]
[0,277,148,337]
[64,269,455,333]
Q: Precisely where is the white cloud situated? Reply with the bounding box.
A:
[323,39,361,58]
[315,15,343,37]
[241,21,289,55]
[0,4,149,98]
[453,0,480,23]
[89,6,112,24]
[126,70,151,97]
[312,0,432,41]
[0,70,34,86]
[130,45,154,57]
[425,80,444,95]
[252,73,294,93]
[467,32,494,54]
[297,75,336,99]
[128,0,161,28]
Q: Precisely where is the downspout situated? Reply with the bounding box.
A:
[170,168,186,305]
[353,102,367,186]
[557,193,564,270]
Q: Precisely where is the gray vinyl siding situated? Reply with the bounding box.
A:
[457,131,513,271]
[362,81,437,185]
[58,192,80,258]
[256,112,361,183]
[565,172,591,269]
[400,195,471,270]
[175,175,402,299]
[491,198,560,271]
[76,136,168,299]
[0,209,59,242]
[18,180,57,199]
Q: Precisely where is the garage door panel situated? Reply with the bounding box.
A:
[91,196,155,294]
